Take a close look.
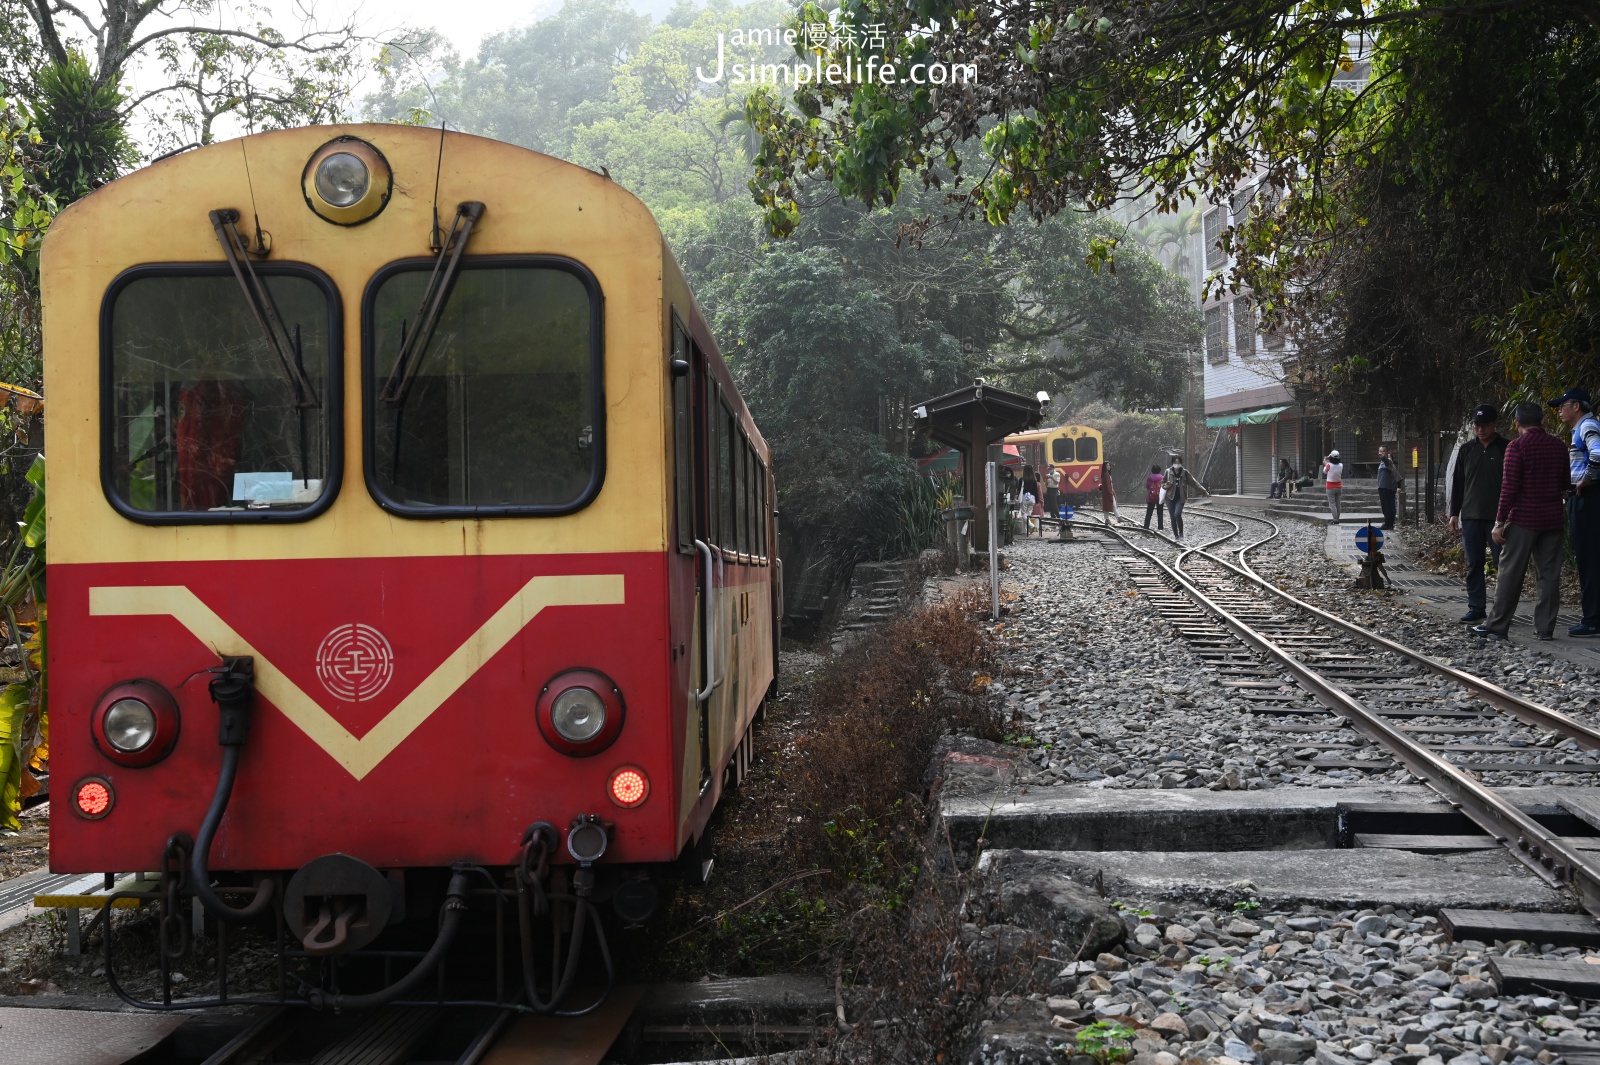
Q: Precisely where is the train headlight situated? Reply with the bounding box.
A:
[302,137,392,226]
[315,152,369,207]
[92,680,181,768]
[536,669,624,756]
[552,688,606,743]
[104,699,157,753]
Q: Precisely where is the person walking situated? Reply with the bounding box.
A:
[1163,454,1210,541]
[1472,402,1571,641]
[1376,446,1399,530]
[1552,388,1600,637]
[1143,464,1165,530]
[1322,450,1344,524]
[1447,405,1508,624]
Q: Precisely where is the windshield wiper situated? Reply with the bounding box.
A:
[209,209,318,409]
[380,201,485,406]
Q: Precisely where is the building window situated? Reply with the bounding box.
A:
[1234,299,1257,359]
[1203,208,1225,270]
[1205,305,1227,364]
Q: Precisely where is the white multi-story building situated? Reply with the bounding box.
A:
[1198,44,1373,496]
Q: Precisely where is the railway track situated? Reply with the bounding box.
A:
[1098,508,1600,918]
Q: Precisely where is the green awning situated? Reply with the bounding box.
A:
[1206,404,1290,429]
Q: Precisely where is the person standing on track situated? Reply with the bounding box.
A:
[1322,450,1344,524]
[1472,402,1570,642]
[1163,454,1209,541]
[1376,446,1399,530]
[1144,464,1165,530]
[1447,405,1507,625]
[1552,387,1600,637]
[1045,465,1062,518]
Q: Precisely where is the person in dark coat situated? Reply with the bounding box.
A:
[1472,402,1571,641]
[1447,405,1508,624]
[1376,446,1399,530]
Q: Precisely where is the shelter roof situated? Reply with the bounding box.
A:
[912,381,1044,453]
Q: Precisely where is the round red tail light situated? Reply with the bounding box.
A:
[608,766,649,808]
[73,776,114,819]
[91,680,180,767]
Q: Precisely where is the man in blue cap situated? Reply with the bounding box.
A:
[1553,387,1600,636]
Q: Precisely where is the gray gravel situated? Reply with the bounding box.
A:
[986,514,1600,791]
[1047,900,1600,1065]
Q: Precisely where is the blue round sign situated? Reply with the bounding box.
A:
[1355,526,1385,554]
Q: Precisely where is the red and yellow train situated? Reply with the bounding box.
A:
[43,125,776,1010]
[1004,424,1106,499]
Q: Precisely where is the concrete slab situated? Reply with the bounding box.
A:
[940,783,1600,854]
[977,846,1573,913]
[0,1006,186,1065]
[940,784,1438,854]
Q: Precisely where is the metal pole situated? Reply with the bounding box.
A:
[988,461,1000,620]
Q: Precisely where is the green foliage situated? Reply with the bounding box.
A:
[1076,1021,1136,1065]
[28,53,132,205]
[1232,900,1260,912]
[0,454,45,832]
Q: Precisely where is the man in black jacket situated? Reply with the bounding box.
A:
[1448,404,1509,623]
[1376,446,1399,529]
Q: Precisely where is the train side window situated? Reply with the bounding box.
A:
[756,457,767,560]
[671,317,693,553]
[1076,436,1099,462]
[718,403,734,556]
[103,266,340,523]
[748,443,761,560]
[1051,438,1073,464]
[733,429,747,559]
[364,259,603,515]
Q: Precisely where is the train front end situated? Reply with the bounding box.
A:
[42,125,704,1010]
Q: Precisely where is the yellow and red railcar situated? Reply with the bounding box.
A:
[43,125,775,1010]
[1004,424,1105,500]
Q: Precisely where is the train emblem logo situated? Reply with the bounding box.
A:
[315,623,395,703]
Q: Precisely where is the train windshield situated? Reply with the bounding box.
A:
[1076,436,1099,462]
[105,270,335,519]
[367,262,600,513]
[1051,438,1073,463]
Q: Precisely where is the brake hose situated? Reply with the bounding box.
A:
[516,825,615,1015]
[191,658,276,923]
[305,871,471,1011]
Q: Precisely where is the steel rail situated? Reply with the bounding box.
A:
[1187,507,1600,752]
[1102,522,1600,915]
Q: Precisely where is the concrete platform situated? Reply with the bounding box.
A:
[940,784,1436,854]
[0,1006,186,1064]
[977,846,1573,912]
[939,783,1600,852]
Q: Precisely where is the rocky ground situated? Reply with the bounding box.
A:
[988,512,1600,792]
[949,512,1600,1065]
[1010,899,1600,1065]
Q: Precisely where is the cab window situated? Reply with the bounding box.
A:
[1051,438,1074,464]
[365,260,603,514]
[1076,436,1100,462]
[103,267,339,522]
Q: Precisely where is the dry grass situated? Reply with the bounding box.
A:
[638,587,1003,987]
[1407,519,1582,605]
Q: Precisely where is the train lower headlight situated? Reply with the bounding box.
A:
[552,688,605,743]
[104,699,156,753]
[74,776,114,819]
[536,669,624,756]
[608,766,649,808]
[315,152,369,207]
[92,680,181,767]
